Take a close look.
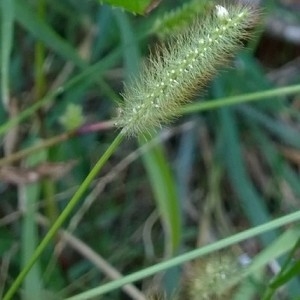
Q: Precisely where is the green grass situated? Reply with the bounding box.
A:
[1,0,300,299]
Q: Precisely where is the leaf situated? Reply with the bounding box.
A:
[151,0,213,39]
[219,107,277,245]
[100,0,157,15]
[0,0,14,109]
[140,136,182,256]
[21,140,48,300]
[233,227,300,300]
[113,9,140,79]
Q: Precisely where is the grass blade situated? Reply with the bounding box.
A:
[219,107,277,245]
[140,136,182,256]
[0,0,14,109]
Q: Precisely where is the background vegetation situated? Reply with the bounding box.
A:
[1,0,300,299]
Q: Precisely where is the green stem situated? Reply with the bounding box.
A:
[21,182,43,299]
[181,84,300,114]
[2,84,300,165]
[34,0,46,102]
[3,132,124,300]
[66,210,300,300]
[0,0,14,110]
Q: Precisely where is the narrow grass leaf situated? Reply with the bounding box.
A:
[113,10,140,79]
[233,227,300,299]
[175,120,197,221]
[219,108,276,245]
[246,227,300,276]
[140,136,182,256]
[271,259,300,290]
[3,133,124,300]
[65,210,300,300]
[181,84,300,114]
[0,0,14,109]
[21,140,48,299]
[21,182,44,300]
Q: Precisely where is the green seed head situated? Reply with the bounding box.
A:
[115,3,259,137]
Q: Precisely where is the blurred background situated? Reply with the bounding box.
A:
[1,0,300,299]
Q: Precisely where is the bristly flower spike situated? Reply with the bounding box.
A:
[115,3,259,137]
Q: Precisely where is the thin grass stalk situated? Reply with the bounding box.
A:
[181,83,300,114]
[3,132,124,300]
[66,210,300,300]
[0,0,14,110]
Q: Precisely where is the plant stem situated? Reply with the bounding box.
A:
[2,83,300,166]
[3,132,124,300]
[65,210,300,300]
[181,84,300,114]
[0,0,14,110]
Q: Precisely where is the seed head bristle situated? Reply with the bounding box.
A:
[115,3,259,137]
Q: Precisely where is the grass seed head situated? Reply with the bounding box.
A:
[115,3,259,137]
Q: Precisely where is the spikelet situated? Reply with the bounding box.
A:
[115,3,259,137]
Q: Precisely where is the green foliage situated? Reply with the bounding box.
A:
[151,0,214,39]
[0,0,14,109]
[100,0,154,14]
[21,141,48,300]
[140,136,182,256]
[1,0,300,299]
